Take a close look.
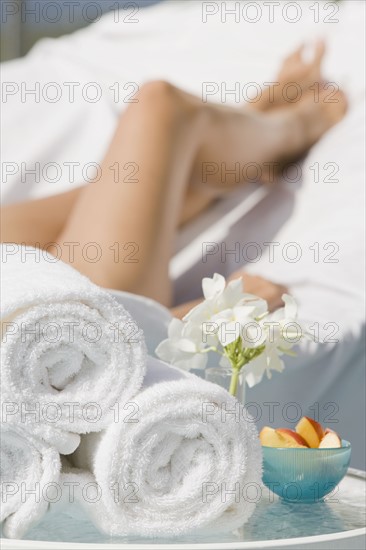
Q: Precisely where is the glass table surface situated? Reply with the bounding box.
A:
[1,469,365,550]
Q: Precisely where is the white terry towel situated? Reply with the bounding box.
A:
[0,423,60,539]
[0,244,147,454]
[71,356,262,538]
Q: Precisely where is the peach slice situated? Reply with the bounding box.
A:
[295,416,324,448]
[260,426,278,446]
[319,428,342,448]
[260,426,309,448]
[260,426,282,447]
[276,428,309,448]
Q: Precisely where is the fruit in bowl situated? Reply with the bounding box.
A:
[318,428,342,448]
[296,416,324,447]
[260,426,309,448]
[260,416,343,449]
[259,417,351,502]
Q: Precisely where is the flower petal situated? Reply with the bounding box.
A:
[168,318,184,339]
[240,294,269,317]
[177,338,197,353]
[233,305,257,323]
[239,319,266,348]
[211,308,233,323]
[202,273,226,300]
[218,320,240,346]
[222,277,244,307]
[283,294,298,319]
[155,339,180,363]
[183,299,212,324]
[266,349,285,375]
[244,355,267,387]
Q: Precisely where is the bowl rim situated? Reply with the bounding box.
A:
[261,439,351,451]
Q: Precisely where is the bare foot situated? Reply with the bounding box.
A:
[258,82,347,184]
[250,40,326,112]
[292,85,347,149]
[231,272,288,312]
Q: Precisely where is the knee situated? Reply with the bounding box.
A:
[120,80,210,145]
[133,80,203,124]
[137,80,178,103]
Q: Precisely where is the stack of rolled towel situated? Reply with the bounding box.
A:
[0,244,262,540]
[0,243,146,537]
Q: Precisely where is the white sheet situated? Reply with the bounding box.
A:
[2,1,364,203]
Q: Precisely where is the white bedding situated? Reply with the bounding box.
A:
[2,1,364,202]
[1,0,365,467]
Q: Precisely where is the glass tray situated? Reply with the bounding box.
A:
[2,469,365,550]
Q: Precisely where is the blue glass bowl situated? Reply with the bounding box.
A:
[262,440,351,503]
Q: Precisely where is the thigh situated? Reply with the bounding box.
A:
[1,188,82,248]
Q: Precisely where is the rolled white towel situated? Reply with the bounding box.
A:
[0,244,146,454]
[71,357,262,537]
[0,423,61,539]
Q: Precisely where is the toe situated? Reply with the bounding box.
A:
[313,39,326,64]
[286,44,305,63]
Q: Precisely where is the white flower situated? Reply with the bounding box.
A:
[209,305,266,348]
[244,294,303,387]
[245,348,285,388]
[264,294,304,350]
[155,275,310,396]
[155,318,207,371]
[202,273,226,300]
[185,273,267,328]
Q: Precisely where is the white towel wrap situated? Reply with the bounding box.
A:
[0,244,147,454]
[71,357,262,537]
[0,424,61,540]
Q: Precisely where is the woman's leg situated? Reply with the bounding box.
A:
[51,82,209,305]
[54,81,345,304]
[1,80,346,306]
[1,189,81,247]
[0,41,332,243]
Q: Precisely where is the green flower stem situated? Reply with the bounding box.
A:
[229,368,241,397]
[224,337,267,397]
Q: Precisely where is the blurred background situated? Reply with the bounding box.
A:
[1,0,161,61]
[1,0,343,62]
